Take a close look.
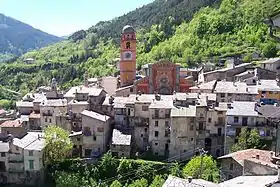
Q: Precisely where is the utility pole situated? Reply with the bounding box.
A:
[198,148,207,179]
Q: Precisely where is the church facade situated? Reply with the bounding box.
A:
[119,25,193,95]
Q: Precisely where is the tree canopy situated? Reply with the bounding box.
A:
[182,155,220,183]
[44,125,73,164]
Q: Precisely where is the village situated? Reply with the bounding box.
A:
[1,24,280,186]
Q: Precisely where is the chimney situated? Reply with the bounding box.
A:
[256,154,260,159]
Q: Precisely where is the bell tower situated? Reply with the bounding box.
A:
[120,25,136,87]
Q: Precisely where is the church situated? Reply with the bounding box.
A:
[118,25,194,95]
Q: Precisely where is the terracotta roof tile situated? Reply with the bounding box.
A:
[218,149,275,166]
[0,119,23,128]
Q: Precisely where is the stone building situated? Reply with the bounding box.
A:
[0,142,9,184]
[218,149,277,181]
[69,131,83,158]
[111,129,131,158]
[259,58,280,73]
[148,95,174,156]
[39,99,67,129]
[68,100,89,132]
[225,101,280,152]
[169,105,196,161]
[81,110,111,157]
[256,79,280,105]
[214,81,258,103]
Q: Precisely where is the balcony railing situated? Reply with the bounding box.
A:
[215,122,225,127]
[8,154,24,162]
[42,112,52,116]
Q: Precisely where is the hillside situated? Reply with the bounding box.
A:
[0,0,280,94]
[0,13,62,61]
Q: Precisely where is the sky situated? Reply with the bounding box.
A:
[0,0,153,37]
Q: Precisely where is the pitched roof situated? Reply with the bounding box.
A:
[219,175,277,187]
[171,106,196,117]
[112,129,131,146]
[163,175,220,187]
[226,101,258,116]
[81,110,110,122]
[258,80,280,92]
[190,80,217,90]
[13,132,44,150]
[0,119,23,128]
[16,101,34,108]
[218,149,275,167]
[259,57,280,64]
[255,103,280,118]
[214,81,258,94]
[64,85,104,98]
[40,99,67,107]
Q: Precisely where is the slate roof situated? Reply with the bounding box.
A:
[112,129,131,146]
[40,99,67,107]
[258,80,280,92]
[226,101,258,116]
[149,100,174,109]
[13,132,44,150]
[219,175,278,187]
[162,175,220,187]
[81,110,110,122]
[255,103,280,118]
[214,81,258,94]
[0,142,9,152]
[171,105,196,117]
[190,80,217,90]
[64,85,104,98]
[16,101,34,108]
[218,149,275,167]
[260,57,280,64]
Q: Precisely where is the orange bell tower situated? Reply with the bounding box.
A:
[120,25,136,87]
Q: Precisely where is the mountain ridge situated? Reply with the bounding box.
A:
[0,13,62,61]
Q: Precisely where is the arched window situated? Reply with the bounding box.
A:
[126,42,131,49]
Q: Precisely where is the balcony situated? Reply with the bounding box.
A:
[9,163,24,172]
[9,154,24,162]
[152,114,167,119]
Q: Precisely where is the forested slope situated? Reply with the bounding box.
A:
[0,0,279,95]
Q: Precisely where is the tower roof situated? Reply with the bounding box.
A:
[122,25,135,33]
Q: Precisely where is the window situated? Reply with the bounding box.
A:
[85,149,91,157]
[155,109,159,118]
[142,105,149,111]
[29,151,33,156]
[269,91,273,94]
[252,79,256,84]
[218,128,222,136]
[140,134,143,137]
[218,111,223,115]
[155,152,158,155]
[199,122,204,130]
[126,42,131,49]
[155,121,158,127]
[234,116,239,123]
[83,127,92,136]
[155,143,158,146]
[216,149,221,157]
[29,160,34,170]
[45,118,47,122]
[144,128,148,132]
[97,127,104,132]
[190,138,194,141]
[93,136,97,141]
[230,163,233,170]
[49,119,52,123]
[221,93,225,98]
[47,110,50,114]
[190,124,194,131]
[130,87,133,92]
[165,121,169,127]
[77,138,81,142]
[1,153,5,157]
[228,93,232,96]
[208,118,212,123]
[155,131,159,137]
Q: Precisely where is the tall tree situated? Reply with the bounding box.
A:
[182,155,219,183]
[44,125,73,164]
[149,175,165,187]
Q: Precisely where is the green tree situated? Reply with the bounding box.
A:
[128,178,148,187]
[44,125,73,164]
[231,128,263,152]
[99,152,118,179]
[263,42,278,58]
[182,155,219,183]
[149,175,165,187]
[169,162,181,177]
[110,180,122,187]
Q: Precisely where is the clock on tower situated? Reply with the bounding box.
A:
[120,25,136,87]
